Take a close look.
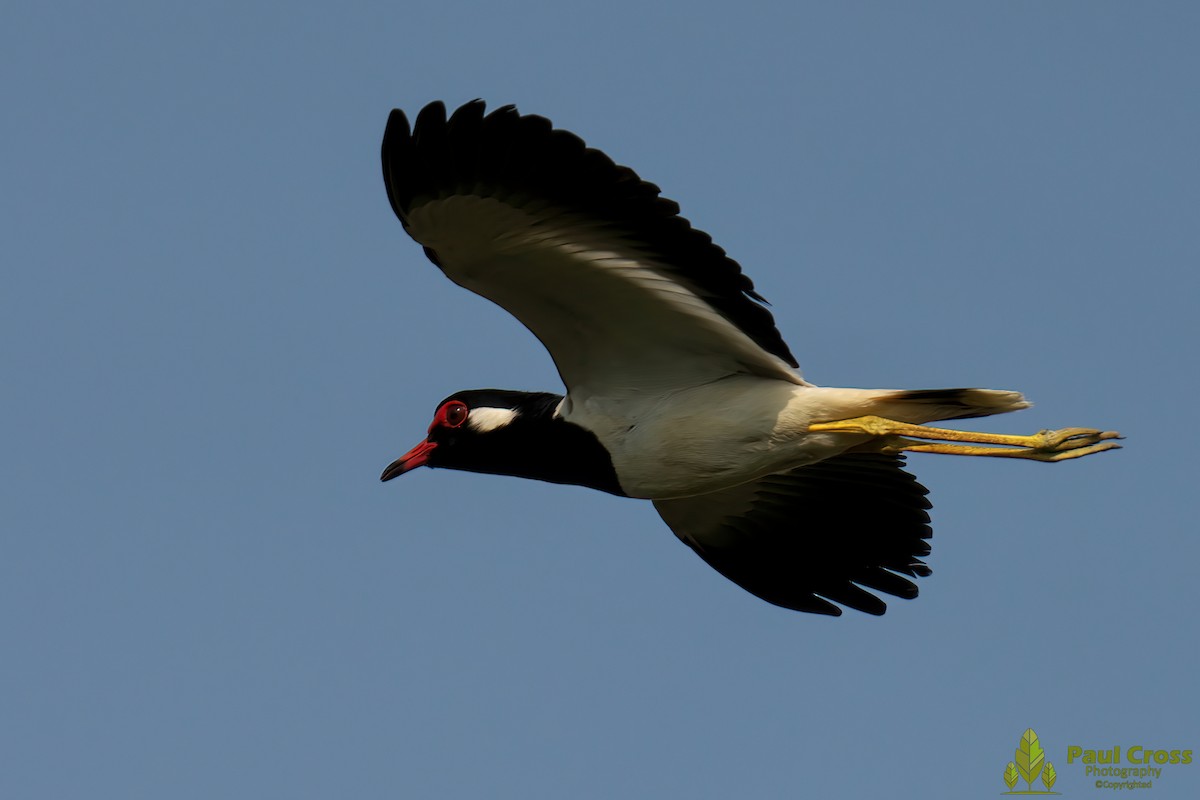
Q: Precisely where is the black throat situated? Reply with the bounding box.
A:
[433,391,627,497]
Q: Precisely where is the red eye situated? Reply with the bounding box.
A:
[440,400,469,428]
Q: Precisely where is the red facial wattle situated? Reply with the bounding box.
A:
[380,399,470,482]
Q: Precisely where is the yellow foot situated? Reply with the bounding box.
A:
[808,415,1123,462]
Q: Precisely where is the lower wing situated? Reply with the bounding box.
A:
[654,453,934,615]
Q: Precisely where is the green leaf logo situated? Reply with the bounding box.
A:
[1042,762,1057,791]
[1000,728,1059,794]
[1015,728,1046,791]
[1004,761,1020,790]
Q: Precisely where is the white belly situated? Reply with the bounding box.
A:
[561,377,877,499]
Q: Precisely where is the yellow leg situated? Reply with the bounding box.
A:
[808,415,1123,462]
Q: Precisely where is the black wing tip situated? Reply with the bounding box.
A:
[697,550,926,617]
[384,108,410,139]
[413,99,448,133]
[761,579,914,616]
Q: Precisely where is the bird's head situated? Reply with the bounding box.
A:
[380,389,563,482]
[380,388,625,495]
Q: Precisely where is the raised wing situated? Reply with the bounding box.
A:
[381,100,804,398]
[654,454,934,615]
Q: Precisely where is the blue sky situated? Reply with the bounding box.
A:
[3,2,1197,797]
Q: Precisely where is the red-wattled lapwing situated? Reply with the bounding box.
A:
[379,100,1120,616]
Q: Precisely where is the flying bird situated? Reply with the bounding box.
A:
[379,100,1120,616]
